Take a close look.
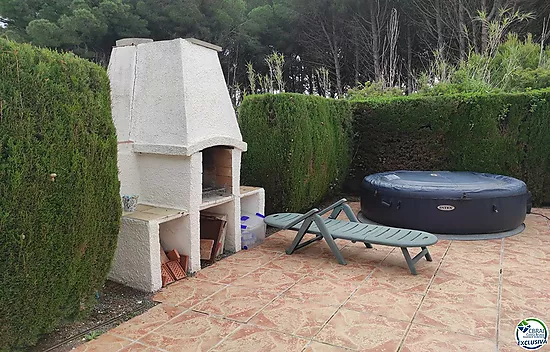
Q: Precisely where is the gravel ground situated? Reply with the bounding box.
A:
[29,281,157,352]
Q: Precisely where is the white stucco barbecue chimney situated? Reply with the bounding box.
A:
[106,38,264,292]
[110,37,247,156]
[115,38,246,155]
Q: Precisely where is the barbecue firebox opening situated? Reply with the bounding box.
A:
[202,146,232,198]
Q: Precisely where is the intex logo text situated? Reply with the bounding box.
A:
[437,205,455,211]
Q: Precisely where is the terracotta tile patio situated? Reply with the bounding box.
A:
[74,203,550,352]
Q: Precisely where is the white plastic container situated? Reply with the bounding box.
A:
[240,212,266,249]
[241,224,256,250]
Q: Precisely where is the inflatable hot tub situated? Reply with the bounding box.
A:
[360,171,530,235]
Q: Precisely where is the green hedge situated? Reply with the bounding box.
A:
[349,90,550,205]
[239,90,550,212]
[0,39,121,350]
[239,93,353,213]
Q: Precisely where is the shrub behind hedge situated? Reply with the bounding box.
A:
[239,93,353,213]
[0,39,121,350]
[350,90,550,205]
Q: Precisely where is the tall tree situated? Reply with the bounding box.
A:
[293,0,348,96]
[0,0,149,62]
[1,0,547,95]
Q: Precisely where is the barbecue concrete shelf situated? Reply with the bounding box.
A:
[200,194,235,210]
[240,186,263,197]
[109,205,189,292]
[240,186,265,215]
[123,204,189,222]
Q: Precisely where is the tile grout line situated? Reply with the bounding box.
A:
[205,278,307,351]
[120,336,170,352]
[301,339,357,351]
[132,281,231,343]
[235,247,399,351]
[396,240,452,352]
[116,305,194,347]
[205,257,318,352]
[95,332,138,352]
[77,323,166,352]
[308,246,395,345]
[107,240,416,351]
[196,251,286,285]
[136,249,282,351]
[409,320,503,340]
[205,319,243,352]
[107,331,169,352]
[307,268,377,350]
[94,240,417,351]
[222,244,395,351]
[215,244,395,351]
[496,237,505,351]
[72,298,178,351]
[77,240,353,349]
[104,239,402,350]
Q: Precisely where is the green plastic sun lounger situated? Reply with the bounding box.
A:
[264,199,438,275]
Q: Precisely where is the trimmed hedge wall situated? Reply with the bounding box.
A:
[239,90,550,213]
[0,39,121,350]
[349,90,550,205]
[239,93,353,213]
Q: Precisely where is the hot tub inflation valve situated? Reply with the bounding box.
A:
[493,205,499,213]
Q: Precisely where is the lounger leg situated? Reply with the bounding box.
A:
[314,215,347,265]
[286,217,314,255]
[401,248,418,275]
[401,247,433,275]
[422,247,433,262]
[341,204,373,249]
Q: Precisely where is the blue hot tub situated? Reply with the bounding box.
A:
[360,171,530,235]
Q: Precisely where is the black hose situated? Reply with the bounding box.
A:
[530,212,550,222]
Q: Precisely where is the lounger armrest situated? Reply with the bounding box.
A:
[282,208,320,229]
[318,198,347,216]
